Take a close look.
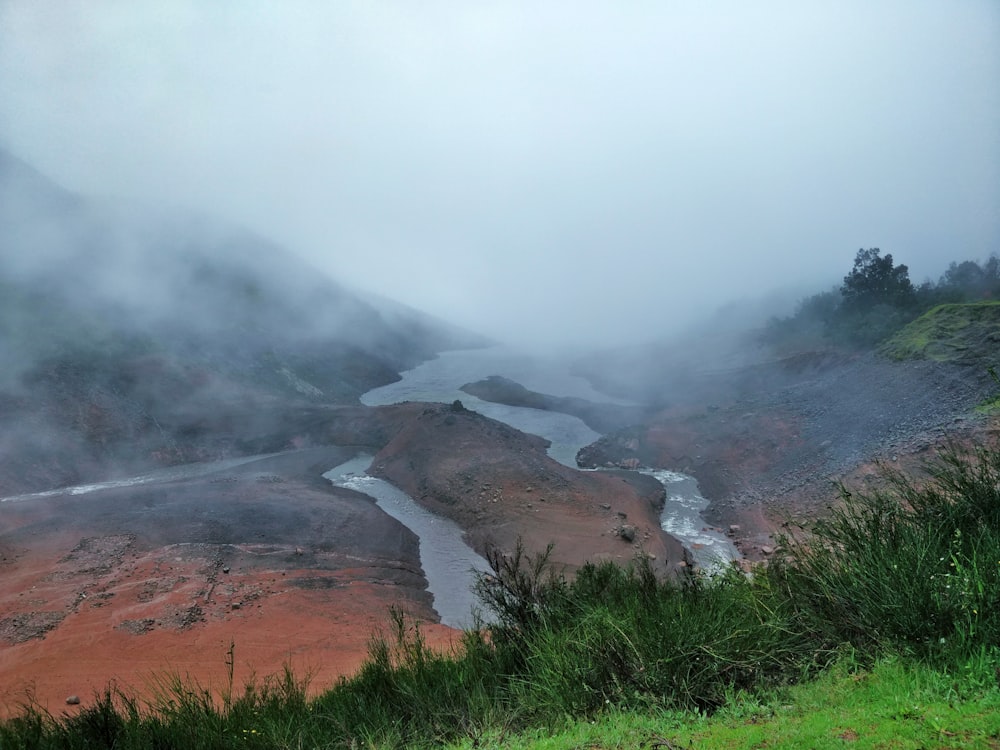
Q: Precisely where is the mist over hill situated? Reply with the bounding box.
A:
[0,148,484,493]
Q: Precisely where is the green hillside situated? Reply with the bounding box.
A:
[878,301,1000,363]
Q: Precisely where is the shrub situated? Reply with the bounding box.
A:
[774,442,1000,663]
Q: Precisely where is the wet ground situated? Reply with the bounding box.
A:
[0,448,458,717]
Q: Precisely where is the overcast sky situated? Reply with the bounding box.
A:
[1,2,998,348]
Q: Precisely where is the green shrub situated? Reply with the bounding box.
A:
[774,442,1000,663]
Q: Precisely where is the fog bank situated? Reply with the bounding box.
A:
[1,3,997,348]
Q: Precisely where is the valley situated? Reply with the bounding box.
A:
[1,147,997,720]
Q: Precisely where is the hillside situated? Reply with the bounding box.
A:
[0,148,483,495]
[562,317,1000,557]
[878,301,1000,364]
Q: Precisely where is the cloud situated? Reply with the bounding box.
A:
[1,1,997,348]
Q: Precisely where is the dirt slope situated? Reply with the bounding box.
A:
[579,349,998,556]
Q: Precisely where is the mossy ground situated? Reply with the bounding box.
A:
[879,301,1000,363]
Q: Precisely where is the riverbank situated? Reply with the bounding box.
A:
[369,401,687,576]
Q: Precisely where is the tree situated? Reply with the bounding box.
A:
[840,248,914,312]
[938,256,1000,300]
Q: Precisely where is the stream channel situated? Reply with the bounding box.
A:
[324,345,738,627]
[3,346,738,629]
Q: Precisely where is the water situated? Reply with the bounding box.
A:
[644,469,738,570]
[324,455,491,629]
[353,344,739,622]
[0,452,290,503]
[364,345,738,566]
[362,346,603,467]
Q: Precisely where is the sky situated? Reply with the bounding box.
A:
[1,1,998,349]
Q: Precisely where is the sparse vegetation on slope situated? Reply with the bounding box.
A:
[878,301,1000,363]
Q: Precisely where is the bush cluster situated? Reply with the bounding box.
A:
[3,443,999,748]
[764,250,1000,349]
[775,443,1000,661]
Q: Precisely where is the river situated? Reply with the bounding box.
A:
[328,345,738,625]
[5,345,737,628]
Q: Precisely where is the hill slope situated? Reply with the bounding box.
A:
[0,148,483,493]
[878,301,1000,364]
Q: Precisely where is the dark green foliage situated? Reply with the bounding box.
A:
[765,250,1000,350]
[840,248,914,313]
[775,442,1000,662]
[761,287,840,351]
[490,560,821,716]
[938,257,1000,302]
[473,540,565,632]
[309,609,515,747]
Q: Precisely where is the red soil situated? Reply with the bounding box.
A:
[1,405,689,719]
[0,449,458,718]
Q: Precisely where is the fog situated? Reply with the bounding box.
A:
[1,2,998,349]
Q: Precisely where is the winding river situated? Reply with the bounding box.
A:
[336,345,738,625]
[4,345,738,627]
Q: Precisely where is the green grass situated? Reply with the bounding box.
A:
[445,655,1000,749]
[878,301,1000,362]
[2,442,1000,749]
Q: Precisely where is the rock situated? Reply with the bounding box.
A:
[222,566,230,574]
[761,545,774,555]
[619,524,637,542]
[231,602,241,610]
[727,524,741,536]
[65,695,80,705]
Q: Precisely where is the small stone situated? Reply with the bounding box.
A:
[66,695,80,706]
[727,524,741,536]
[761,545,775,556]
[232,602,241,610]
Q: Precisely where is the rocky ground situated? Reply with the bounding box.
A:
[576,351,999,558]
[369,401,687,576]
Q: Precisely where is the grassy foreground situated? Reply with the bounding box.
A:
[446,656,1000,749]
[2,443,999,749]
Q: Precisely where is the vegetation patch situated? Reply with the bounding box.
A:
[764,250,1000,350]
[879,302,1000,363]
